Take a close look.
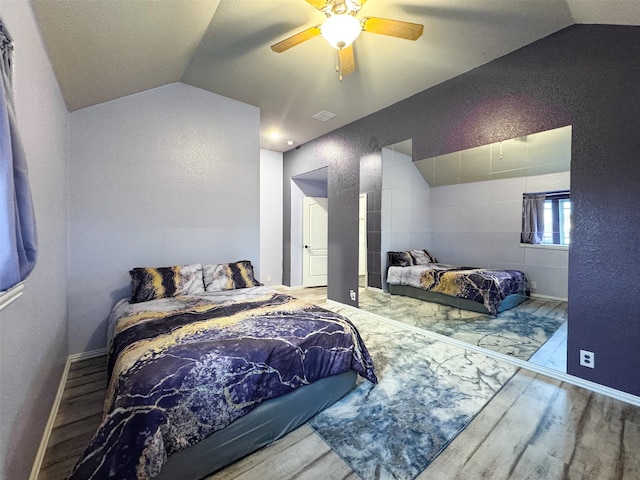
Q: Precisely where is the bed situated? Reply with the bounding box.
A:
[386,250,529,315]
[69,261,377,480]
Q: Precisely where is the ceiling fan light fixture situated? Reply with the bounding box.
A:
[321,14,361,49]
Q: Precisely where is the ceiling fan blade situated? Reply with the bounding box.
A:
[339,45,356,77]
[304,0,327,9]
[362,17,424,40]
[270,26,321,53]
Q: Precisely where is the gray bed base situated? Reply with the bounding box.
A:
[387,284,528,314]
[156,370,358,480]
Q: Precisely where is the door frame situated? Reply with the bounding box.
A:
[289,169,329,287]
[302,196,328,287]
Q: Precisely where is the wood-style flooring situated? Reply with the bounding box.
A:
[36,288,640,480]
[37,355,107,480]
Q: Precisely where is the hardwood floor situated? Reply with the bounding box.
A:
[208,425,359,480]
[36,290,639,479]
[37,355,108,480]
[528,319,568,371]
[423,369,640,480]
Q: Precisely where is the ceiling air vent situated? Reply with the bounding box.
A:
[312,110,336,122]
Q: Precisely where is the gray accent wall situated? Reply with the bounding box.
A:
[283,144,380,306]
[0,2,69,479]
[283,25,640,397]
[360,151,382,289]
[69,83,260,353]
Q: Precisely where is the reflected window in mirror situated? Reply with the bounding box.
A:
[521,190,571,246]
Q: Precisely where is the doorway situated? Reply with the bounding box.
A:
[303,196,328,287]
[290,167,329,288]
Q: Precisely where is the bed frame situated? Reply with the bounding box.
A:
[387,284,528,314]
[156,370,357,479]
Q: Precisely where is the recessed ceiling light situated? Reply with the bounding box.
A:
[269,132,281,139]
[287,140,294,146]
[312,110,336,122]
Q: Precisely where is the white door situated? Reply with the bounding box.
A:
[303,196,328,287]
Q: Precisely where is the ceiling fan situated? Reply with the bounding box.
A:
[270,0,424,81]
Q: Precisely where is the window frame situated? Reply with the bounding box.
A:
[0,282,24,311]
[541,191,571,246]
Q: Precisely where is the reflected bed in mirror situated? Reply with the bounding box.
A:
[358,126,571,372]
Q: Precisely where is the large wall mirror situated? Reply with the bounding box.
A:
[358,126,571,374]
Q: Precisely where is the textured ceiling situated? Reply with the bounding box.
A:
[32,0,640,153]
[32,0,221,111]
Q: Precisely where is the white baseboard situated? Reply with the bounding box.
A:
[69,347,108,362]
[362,286,385,294]
[29,356,72,480]
[530,292,568,301]
[29,348,107,479]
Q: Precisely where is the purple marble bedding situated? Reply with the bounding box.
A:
[387,263,528,315]
[69,287,376,479]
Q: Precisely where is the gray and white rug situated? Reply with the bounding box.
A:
[309,305,518,480]
[358,290,567,361]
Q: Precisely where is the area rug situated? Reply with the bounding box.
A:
[358,290,567,360]
[308,305,518,480]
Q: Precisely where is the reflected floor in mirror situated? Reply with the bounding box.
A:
[287,286,567,373]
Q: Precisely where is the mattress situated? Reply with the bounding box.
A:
[387,284,527,314]
[156,370,357,479]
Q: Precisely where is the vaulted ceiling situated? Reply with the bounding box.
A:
[32,0,640,152]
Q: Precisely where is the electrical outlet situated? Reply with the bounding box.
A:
[349,289,356,301]
[531,281,537,289]
[580,349,595,369]
[266,275,272,282]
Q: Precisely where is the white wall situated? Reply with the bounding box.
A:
[380,147,431,288]
[430,171,570,299]
[260,149,283,286]
[69,83,260,353]
[0,2,69,479]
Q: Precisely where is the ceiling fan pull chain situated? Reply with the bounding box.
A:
[337,48,343,82]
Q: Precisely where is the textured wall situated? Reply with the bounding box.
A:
[359,151,382,288]
[283,25,640,396]
[69,83,260,353]
[260,148,283,286]
[0,1,69,479]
